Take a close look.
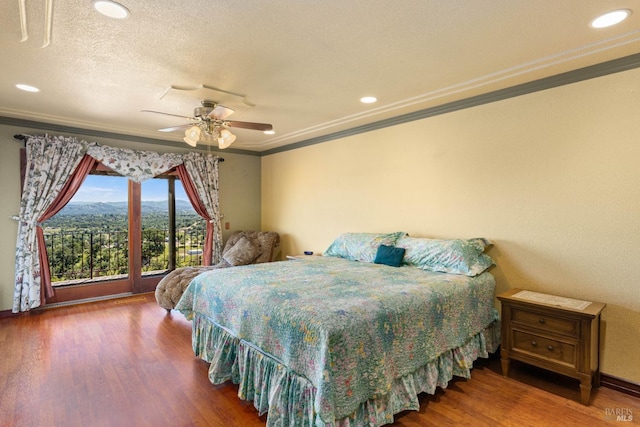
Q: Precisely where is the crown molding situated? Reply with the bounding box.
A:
[260,52,640,156]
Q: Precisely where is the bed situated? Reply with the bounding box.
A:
[175,233,500,427]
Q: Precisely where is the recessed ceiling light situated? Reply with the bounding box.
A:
[93,0,130,19]
[16,84,40,92]
[591,9,631,28]
[360,96,377,104]
[264,130,275,135]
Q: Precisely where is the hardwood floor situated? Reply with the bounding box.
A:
[1,293,637,427]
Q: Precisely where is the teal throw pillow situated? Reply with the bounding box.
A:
[374,245,405,267]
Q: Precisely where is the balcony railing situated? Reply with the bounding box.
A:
[44,228,205,284]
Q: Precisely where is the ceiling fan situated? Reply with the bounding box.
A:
[142,100,273,149]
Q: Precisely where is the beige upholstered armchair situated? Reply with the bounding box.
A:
[155,230,280,311]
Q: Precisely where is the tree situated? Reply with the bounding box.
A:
[142,229,166,259]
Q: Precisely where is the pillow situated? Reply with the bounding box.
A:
[396,236,494,276]
[223,236,262,266]
[374,245,405,267]
[324,232,406,263]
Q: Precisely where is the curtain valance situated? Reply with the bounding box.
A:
[86,142,186,183]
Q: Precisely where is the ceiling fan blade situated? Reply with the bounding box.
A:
[141,109,192,119]
[226,120,273,131]
[208,105,235,120]
[158,124,191,132]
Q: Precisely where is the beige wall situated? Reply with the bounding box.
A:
[0,124,261,312]
[262,67,640,383]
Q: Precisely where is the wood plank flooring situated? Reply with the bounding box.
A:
[1,293,637,426]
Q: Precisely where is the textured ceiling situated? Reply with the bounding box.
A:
[1,1,639,152]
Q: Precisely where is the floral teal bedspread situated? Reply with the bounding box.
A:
[176,256,498,426]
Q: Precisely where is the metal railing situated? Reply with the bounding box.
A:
[44,228,205,284]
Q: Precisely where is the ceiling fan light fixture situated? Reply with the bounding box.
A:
[183,126,201,147]
[93,0,130,19]
[183,136,198,147]
[218,129,236,149]
[144,100,271,149]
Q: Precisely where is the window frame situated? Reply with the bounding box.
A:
[45,163,181,303]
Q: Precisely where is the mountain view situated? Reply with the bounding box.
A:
[50,199,194,216]
[44,200,200,230]
[43,200,205,282]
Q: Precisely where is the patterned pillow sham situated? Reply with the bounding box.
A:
[324,232,406,263]
[396,236,493,276]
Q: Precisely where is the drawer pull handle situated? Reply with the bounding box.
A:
[538,318,545,324]
[531,340,537,347]
[547,345,554,352]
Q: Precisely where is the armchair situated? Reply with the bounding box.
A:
[155,230,280,311]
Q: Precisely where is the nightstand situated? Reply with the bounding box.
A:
[497,288,605,405]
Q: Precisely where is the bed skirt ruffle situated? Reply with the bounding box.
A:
[191,313,500,427]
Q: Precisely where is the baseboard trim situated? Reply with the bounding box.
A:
[40,292,134,309]
[0,309,16,319]
[602,373,640,399]
[0,292,146,318]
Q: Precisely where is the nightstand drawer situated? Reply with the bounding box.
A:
[512,330,576,367]
[511,307,579,336]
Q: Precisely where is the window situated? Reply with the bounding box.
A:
[140,177,205,274]
[44,174,130,283]
[16,140,221,311]
[141,178,171,274]
[42,164,205,301]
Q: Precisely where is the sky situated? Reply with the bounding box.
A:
[71,175,189,203]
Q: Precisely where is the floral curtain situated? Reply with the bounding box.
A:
[13,136,88,313]
[177,153,223,265]
[13,135,223,312]
[36,155,97,302]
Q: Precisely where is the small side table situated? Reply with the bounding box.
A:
[497,288,605,405]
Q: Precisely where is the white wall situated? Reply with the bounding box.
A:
[262,67,640,383]
[0,124,262,311]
